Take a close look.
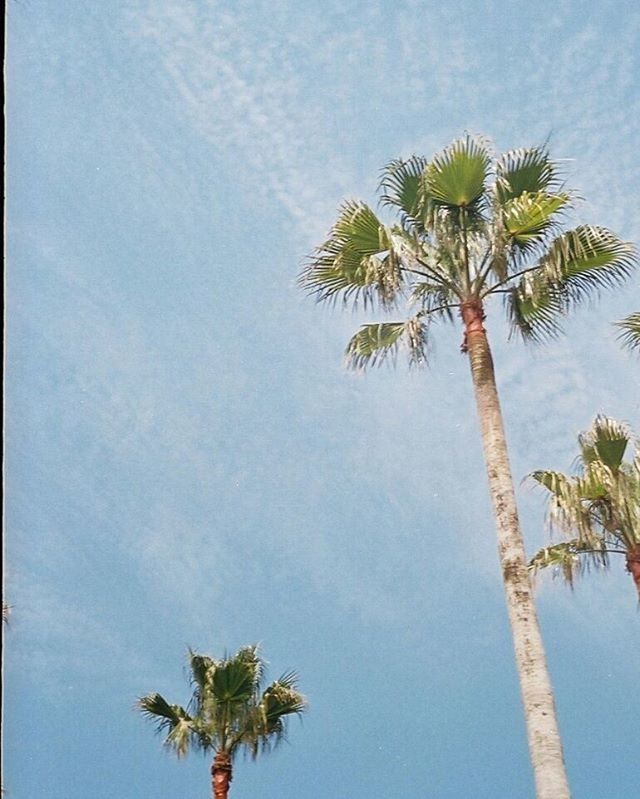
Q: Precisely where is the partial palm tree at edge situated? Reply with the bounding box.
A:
[616,312,640,351]
[138,645,306,799]
[300,135,637,799]
[529,416,640,597]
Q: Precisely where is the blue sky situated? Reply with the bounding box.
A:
[5,1,640,797]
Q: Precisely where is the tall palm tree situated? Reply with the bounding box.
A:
[138,645,306,799]
[616,312,640,351]
[529,416,640,596]
[300,135,637,799]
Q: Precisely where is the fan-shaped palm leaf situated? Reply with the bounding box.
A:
[300,201,402,308]
[538,226,636,302]
[495,146,562,203]
[578,416,630,471]
[379,156,429,230]
[424,136,490,211]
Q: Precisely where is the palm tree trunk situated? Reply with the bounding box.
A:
[211,752,233,799]
[462,301,571,799]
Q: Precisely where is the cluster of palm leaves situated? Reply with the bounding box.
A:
[138,646,306,761]
[300,136,635,364]
[529,416,640,593]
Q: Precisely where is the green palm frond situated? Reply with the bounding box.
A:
[138,693,195,757]
[578,415,630,472]
[528,539,610,588]
[300,201,402,308]
[505,282,564,343]
[424,136,490,211]
[345,315,428,369]
[212,657,257,704]
[504,227,636,340]
[502,191,569,247]
[616,311,640,351]
[537,226,637,304]
[244,672,307,759]
[379,156,429,230]
[495,146,562,203]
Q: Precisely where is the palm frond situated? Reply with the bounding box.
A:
[410,280,458,320]
[616,311,640,352]
[243,673,307,759]
[528,539,610,588]
[424,135,490,211]
[138,693,195,757]
[536,226,637,305]
[495,146,562,203]
[578,415,630,472]
[212,657,257,704]
[300,201,402,308]
[379,156,429,231]
[345,315,428,369]
[502,191,569,248]
[504,283,564,343]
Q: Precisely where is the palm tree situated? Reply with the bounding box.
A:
[138,645,306,799]
[529,416,640,596]
[616,312,640,351]
[300,135,637,799]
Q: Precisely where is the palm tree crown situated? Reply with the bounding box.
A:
[529,416,640,595]
[300,136,636,363]
[138,645,306,760]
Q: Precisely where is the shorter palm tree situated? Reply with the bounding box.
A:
[529,416,640,597]
[138,645,306,799]
[616,312,640,352]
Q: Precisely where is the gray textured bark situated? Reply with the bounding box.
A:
[465,308,571,799]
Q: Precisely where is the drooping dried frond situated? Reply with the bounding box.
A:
[616,311,640,352]
[345,315,428,369]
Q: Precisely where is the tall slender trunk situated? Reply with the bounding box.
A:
[462,301,571,799]
[211,751,233,799]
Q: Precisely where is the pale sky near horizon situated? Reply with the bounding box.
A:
[5,1,640,798]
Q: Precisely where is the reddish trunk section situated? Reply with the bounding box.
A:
[211,752,233,799]
[626,551,640,597]
[460,300,486,351]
